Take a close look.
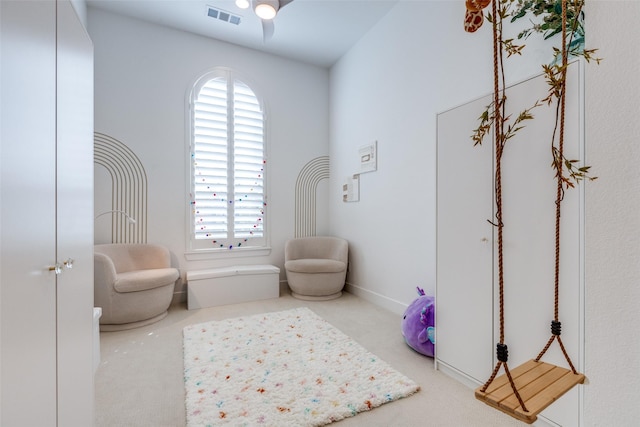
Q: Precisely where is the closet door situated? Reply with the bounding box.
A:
[0,1,58,425]
[436,64,584,426]
[56,1,94,424]
[436,94,495,383]
[0,1,94,425]
[499,62,583,427]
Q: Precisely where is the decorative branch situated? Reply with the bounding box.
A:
[470,0,599,186]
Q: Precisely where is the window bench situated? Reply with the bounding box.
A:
[186,265,280,310]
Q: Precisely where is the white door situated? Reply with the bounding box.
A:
[436,94,495,383]
[1,1,58,424]
[0,1,94,425]
[499,62,583,427]
[436,63,584,426]
[56,1,95,425]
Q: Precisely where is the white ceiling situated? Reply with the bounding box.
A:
[87,0,400,68]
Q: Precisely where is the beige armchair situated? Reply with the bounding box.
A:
[284,236,348,300]
[94,244,179,331]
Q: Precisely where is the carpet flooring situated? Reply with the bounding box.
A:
[95,292,524,426]
[183,307,419,426]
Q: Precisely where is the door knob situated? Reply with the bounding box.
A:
[63,258,74,269]
[49,263,63,274]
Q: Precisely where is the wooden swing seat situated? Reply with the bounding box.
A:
[475,359,585,424]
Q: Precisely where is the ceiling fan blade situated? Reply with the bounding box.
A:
[280,0,295,9]
[262,19,275,42]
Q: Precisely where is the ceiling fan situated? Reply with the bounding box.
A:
[235,0,295,41]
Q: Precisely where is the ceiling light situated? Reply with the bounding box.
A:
[254,0,278,20]
[235,0,250,9]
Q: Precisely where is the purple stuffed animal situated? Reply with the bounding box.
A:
[401,287,435,357]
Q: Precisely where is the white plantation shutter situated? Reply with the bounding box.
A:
[233,81,265,238]
[193,78,229,240]
[191,71,266,251]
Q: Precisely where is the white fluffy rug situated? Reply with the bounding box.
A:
[183,307,420,426]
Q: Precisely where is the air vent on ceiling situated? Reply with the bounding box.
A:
[207,5,241,25]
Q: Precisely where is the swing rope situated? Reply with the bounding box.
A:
[478,0,529,412]
[479,0,582,413]
[534,0,579,375]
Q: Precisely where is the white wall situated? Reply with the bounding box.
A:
[329,0,545,312]
[584,2,640,425]
[88,1,639,424]
[330,0,639,425]
[88,8,330,298]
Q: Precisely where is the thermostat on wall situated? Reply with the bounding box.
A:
[359,141,377,173]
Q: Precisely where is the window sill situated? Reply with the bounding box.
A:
[184,246,272,261]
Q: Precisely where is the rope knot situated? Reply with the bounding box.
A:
[497,343,509,362]
[551,320,562,336]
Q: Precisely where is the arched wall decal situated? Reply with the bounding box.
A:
[295,156,330,238]
[94,132,148,243]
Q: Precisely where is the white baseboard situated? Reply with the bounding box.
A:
[171,291,186,306]
[344,282,408,316]
[172,281,410,316]
[434,359,483,390]
[279,279,289,295]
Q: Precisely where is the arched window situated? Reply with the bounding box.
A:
[188,69,266,253]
